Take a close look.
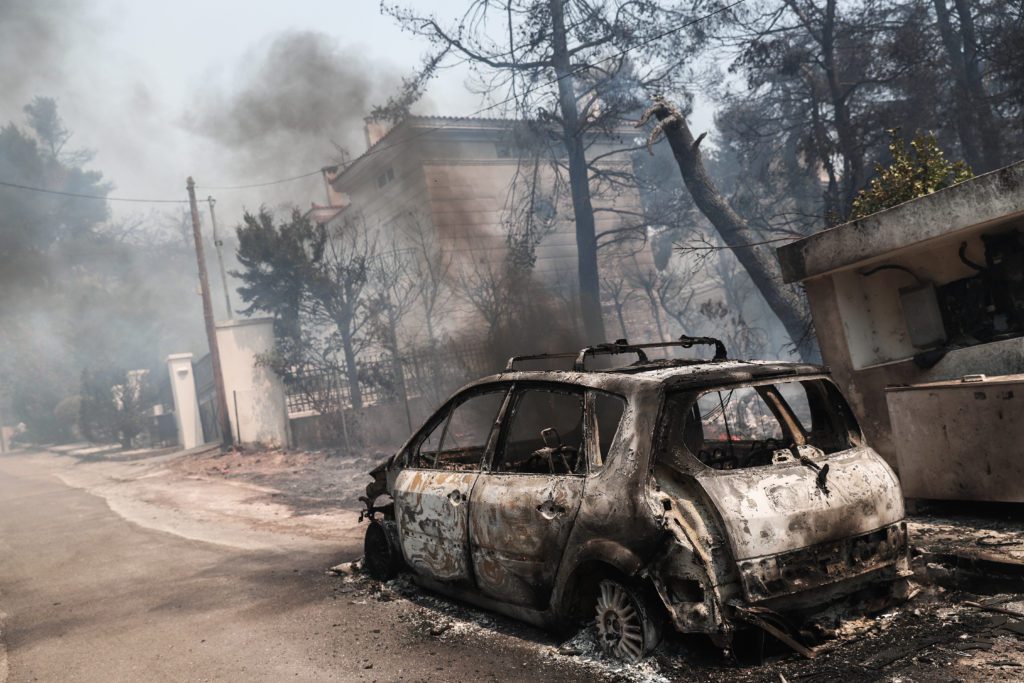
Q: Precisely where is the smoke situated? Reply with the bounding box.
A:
[0,0,96,107]
[187,31,401,177]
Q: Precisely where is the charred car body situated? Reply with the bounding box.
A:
[362,338,911,660]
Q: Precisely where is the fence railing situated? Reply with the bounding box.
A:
[285,341,494,416]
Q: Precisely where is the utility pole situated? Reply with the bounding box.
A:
[187,177,234,448]
[0,392,8,454]
[206,196,233,319]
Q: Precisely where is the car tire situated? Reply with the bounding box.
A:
[363,519,401,581]
[594,576,664,661]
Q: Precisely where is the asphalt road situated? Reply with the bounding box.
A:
[0,452,586,682]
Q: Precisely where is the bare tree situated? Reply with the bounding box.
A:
[385,0,712,343]
[601,274,638,340]
[399,212,454,347]
[653,257,703,336]
[933,0,1003,170]
[623,256,669,346]
[455,256,513,345]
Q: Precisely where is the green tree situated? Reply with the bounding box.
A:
[850,130,973,220]
[234,208,414,411]
[79,367,156,448]
[0,99,201,442]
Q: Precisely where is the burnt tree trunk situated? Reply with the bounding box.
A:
[934,0,1003,172]
[549,0,606,344]
[641,98,819,362]
[334,309,363,410]
[785,0,864,212]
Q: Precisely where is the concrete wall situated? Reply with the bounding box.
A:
[809,267,1024,466]
[781,162,1024,468]
[166,353,204,449]
[215,318,290,448]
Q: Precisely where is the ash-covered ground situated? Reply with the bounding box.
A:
[325,559,1024,683]
[96,446,1024,681]
[168,445,388,514]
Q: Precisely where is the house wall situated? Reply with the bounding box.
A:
[329,120,648,346]
[214,318,290,447]
[801,219,1024,468]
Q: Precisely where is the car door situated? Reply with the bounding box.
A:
[392,385,509,584]
[468,384,587,607]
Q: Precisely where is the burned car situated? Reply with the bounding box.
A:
[361,337,911,660]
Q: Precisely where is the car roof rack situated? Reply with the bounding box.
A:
[504,335,728,372]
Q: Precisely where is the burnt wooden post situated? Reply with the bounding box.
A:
[187,177,233,448]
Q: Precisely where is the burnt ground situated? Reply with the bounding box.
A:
[120,448,1024,680]
[321,562,1024,683]
[167,445,389,514]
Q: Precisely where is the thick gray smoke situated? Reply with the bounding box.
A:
[0,0,94,107]
[188,31,400,177]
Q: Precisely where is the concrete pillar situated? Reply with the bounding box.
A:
[166,353,204,449]
[215,318,290,447]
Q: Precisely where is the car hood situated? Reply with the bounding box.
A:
[692,447,904,560]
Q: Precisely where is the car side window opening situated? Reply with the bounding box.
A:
[592,392,626,469]
[496,388,586,475]
[412,413,447,468]
[411,389,507,471]
[669,380,855,471]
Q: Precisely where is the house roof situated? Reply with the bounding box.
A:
[777,159,1024,283]
[326,115,515,187]
[330,114,639,187]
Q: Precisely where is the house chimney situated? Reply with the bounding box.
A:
[364,117,392,149]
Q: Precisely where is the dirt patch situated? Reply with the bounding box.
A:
[168,447,389,514]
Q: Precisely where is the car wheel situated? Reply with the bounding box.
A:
[594,577,663,661]
[363,519,400,581]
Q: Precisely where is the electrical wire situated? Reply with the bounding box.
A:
[330,0,748,169]
[0,179,189,204]
[197,0,748,190]
[0,2,745,201]
[194,169,324,190]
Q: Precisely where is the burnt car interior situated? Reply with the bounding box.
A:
[411,388,507,471]
[668,379,859,470]
[495,388,586,475]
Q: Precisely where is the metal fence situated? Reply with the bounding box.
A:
[285,341,494,416]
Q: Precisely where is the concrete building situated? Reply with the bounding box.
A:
[777,161,1024,500]
[310,116,651,341]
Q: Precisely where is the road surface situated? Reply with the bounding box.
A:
[4,450,1019,683]
[0,452,591,682]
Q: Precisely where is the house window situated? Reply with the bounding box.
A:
[376,167,395,189]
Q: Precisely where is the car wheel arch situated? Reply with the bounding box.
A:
[549,540,646,625]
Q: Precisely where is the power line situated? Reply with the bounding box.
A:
[194,169,323,190]
[0,4,743,202]
[338,0,747,167]
[199,0,747,189]
[0,179,189,204]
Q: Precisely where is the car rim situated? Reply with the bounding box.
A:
[595,579,645,661]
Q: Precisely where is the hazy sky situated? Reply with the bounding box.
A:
[1,0,714,224]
